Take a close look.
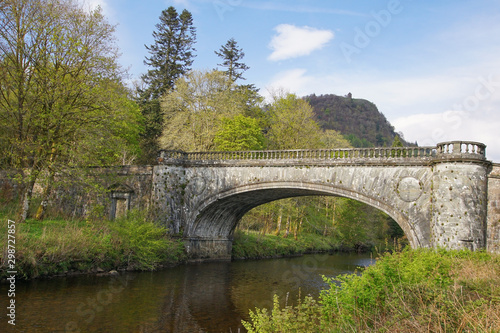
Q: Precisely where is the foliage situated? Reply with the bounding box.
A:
[109,210,184,270]
[344,133,374,148]
[142,6,196,97]
[266,92,323,150]
[320,129,352,149]
[306,93,408,147]
[243,294,323,333]
[239,196,404,253]
[331,199,369,250]
[243,249,500,332]
[137,6,196,163]
[215,37,249,82]
[214,114,266,151]
[0,0,140,221]
[232,230,337,259]
[392,134,404,147]
[159,69,261,151]
[0,210,186,279]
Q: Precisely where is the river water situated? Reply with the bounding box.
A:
[1,253,374,333]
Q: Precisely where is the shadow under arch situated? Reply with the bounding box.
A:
[186,181,421,249]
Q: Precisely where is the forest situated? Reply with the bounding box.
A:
[0,0,406,250]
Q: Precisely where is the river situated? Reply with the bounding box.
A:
[1,253,374,332]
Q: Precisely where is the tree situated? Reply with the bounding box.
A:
[266,92,323,149]
[159,70,260,151]
[214,115,265,151]
[332,198,369,250]
[321,129,352,148]
[391,134,404,157]
[137,6,196,163]
[215,38,249,82]
[0,0,139,222]
[392,134,403,147]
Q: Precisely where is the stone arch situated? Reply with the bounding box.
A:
[186,181,421,248]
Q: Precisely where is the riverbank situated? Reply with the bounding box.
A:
[0,211,187,280]
[243,248,500,332]
[231,230,341,259]
[1,212,345,280]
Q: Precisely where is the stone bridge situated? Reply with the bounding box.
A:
[151,141,499,260]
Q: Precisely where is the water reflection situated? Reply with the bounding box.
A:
[0,253,373,332]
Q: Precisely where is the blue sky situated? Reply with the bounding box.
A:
[82,0,500,161]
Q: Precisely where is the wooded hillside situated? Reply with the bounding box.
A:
[305,93,409,148]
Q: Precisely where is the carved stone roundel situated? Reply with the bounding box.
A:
[397,177,423,202]
[189,176,207,196]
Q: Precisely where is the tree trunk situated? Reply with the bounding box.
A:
[35,168,55,220]
[275,210,282,236]
[18,177,36,223]
[284,216,290,238]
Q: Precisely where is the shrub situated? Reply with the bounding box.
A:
[242,249,500,332]
[0,210,186,279]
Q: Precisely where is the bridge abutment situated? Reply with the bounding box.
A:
[430,142,489,251]
[185,238,233,261]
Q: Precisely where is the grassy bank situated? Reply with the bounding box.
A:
[0,211,186,280]
[242,248,500,332]
[232,230,341,259]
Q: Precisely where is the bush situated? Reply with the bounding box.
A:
[243,294,323,333]
[0,210,186,279]
[243,249,500,332]
[110,210,185,270]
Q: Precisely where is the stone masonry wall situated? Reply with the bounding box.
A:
[52,165,154,219]
[487,163,500,253]
[0,166,153,220]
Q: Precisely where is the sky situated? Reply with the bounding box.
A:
[81,0,500,162]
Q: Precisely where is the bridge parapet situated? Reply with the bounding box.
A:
[158,141,487,166]
[435,141,486,161]
[158,146,438,166]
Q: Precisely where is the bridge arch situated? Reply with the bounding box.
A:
[187,181,421,249]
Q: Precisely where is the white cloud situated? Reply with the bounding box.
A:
[78,0,111,15]
[268,24,334,61]
[263,69,314,100]
[393,110,500,162]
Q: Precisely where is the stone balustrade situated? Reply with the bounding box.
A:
[435,141,486,160]
[158,141,487,165]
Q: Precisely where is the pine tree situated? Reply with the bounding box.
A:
[137,6,196,163]
[215,38,249,82]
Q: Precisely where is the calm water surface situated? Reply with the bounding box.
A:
[1,253,374,332]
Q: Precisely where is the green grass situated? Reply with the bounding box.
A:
[0,210,187,280]
[231,230,340,259]
[242,248,500,332]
